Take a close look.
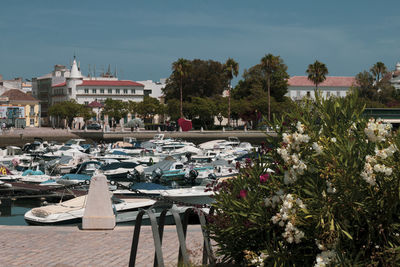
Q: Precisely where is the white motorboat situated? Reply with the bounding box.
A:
[24,195,156,225]
[160,186,214,205]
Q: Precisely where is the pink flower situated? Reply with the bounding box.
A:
[259,173,269,183]
[239,189,247,198]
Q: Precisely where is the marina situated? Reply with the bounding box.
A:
[0,128,264,226]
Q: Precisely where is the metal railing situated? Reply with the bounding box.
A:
[128,207,216,267]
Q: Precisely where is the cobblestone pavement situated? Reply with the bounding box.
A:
[0,225,206,267]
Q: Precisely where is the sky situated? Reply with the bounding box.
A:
[1,0,400,85]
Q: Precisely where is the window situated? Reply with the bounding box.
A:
[84,101,89,105]
[131,89,135,94]
[100,89,104,94]
[92,89,97,94]
[296,91,300,97]
[326,92,331,97]
[336,91,340,97]
[306,91,311,97]
[123,89,128,94]
[30,119,35,125]
[84,89,89,94]
[116,89,120,94]
[108,89,112,94]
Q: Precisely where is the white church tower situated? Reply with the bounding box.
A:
[66,57,83,100]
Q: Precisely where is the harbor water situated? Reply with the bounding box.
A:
[0,199,41,225]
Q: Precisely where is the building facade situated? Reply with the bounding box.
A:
[287,76,356,100]
[0,89,40,127]
[32,58,145,126]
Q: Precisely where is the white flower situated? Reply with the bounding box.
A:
[314,250,337,267]
[296,121,305,134]
[365,118,392,142]
[312,142,323,154]
[331,137,337,143]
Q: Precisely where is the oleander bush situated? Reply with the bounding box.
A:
[207,92,400,266]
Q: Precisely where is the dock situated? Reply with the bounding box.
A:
[0,225,206,266]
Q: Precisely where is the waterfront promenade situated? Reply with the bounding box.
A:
[0,225,205,266]
[0,127,270,147]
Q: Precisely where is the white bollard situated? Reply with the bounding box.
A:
[82,174,115,230]
[157,127,161,132]
[179,127,182,132]
[200,127,204,132]
[222,127,225,132]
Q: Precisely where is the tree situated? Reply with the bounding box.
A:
[165,98,181,121]
[224,58,239,127]
[186,97,217,129]
[164,59,229,119]
[355,64,398,107]
[136,96,162,123]
[102,98,128,127]
[306,60,329,91]
[172,58,191,118]
[79,106,96,126]
[355,71,375,99]
[48,100,86,128]
[261,54,281,121]
[127,100,138,117]
[370,61,387,83]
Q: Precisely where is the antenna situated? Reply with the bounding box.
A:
[114,65,117,78]
[88,64,91,78]
[107,64,111,75]
[94,64,96,78]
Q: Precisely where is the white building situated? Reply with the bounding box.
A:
[0,76,31,95]
[387,62,400,90]
[32,58,145,126]
[136,79,166,101]
[51,59,144,105]
[287,76,356,100]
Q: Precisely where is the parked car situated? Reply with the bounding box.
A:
[86,123,102,130]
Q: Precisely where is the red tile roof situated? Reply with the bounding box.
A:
[1,89,38,102]
[77,80,144,87]
[52,80,144,88]
[53,82,66,87]
[288,76,356,87]
[87,101,103,108]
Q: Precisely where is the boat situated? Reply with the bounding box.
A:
[24,195,156,225]
[159,186,214,206]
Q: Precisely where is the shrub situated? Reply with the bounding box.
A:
[207,92,400,266]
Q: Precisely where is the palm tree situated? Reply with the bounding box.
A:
[306,60,328,91]
[224,58,239,127]
[172,58,190,118]
[370,62,387,83]
[260,54,280,121]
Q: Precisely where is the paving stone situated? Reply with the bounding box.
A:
[0,225,206,266]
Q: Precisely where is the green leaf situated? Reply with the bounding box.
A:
[341,229,353,240]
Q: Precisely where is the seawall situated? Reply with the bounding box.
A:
[0,127,272,147]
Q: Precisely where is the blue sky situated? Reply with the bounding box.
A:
[1,0,400,85]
